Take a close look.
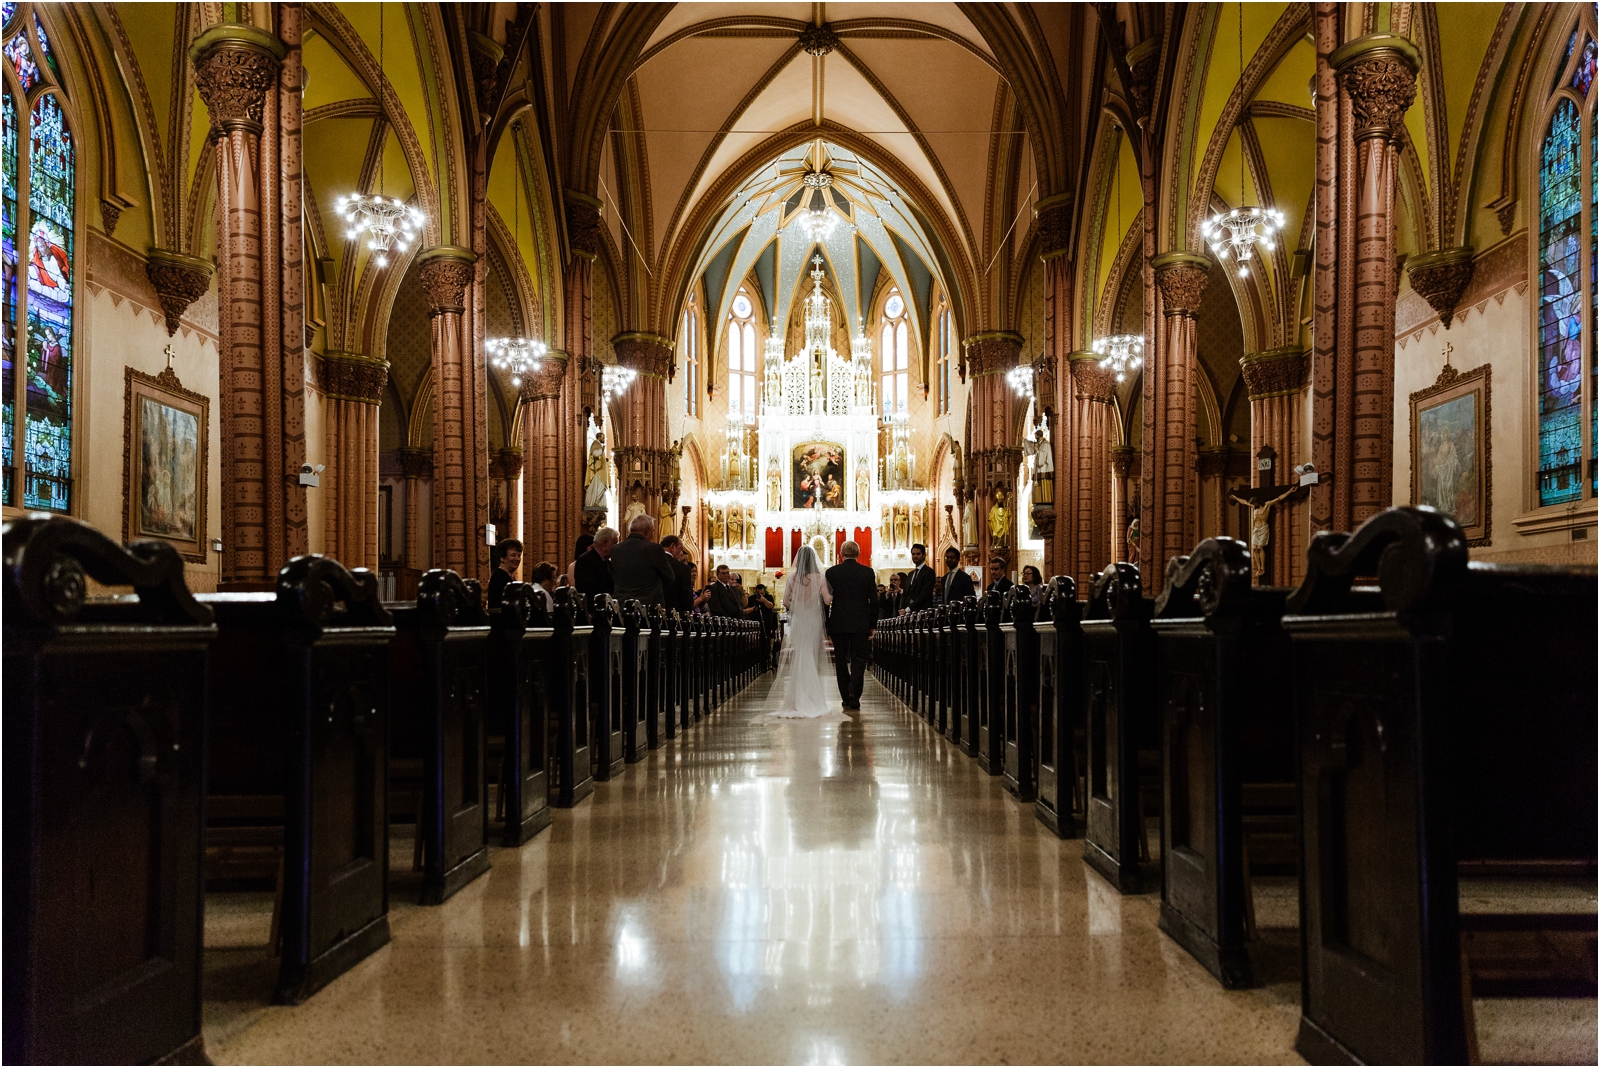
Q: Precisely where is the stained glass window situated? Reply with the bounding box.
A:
[1538,99,1585,506]
[3,5,75,513]
[880,289,909,416]
[1573,37,1596,99]
[727,289,757,418]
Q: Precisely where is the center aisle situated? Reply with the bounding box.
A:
[208,672,1302,1064]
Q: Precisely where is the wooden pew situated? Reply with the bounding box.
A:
[659,609,679,742]
[389,569,491,905]
[1001,585,1040,802]
[3,516,215,1065]
[620,599,649,764]
[957,596,983,757]
[200,555,394,1003]
[941,604,961,742]
[551,587,595,807]
[1151,538,1295,988]
[588,594,625,781]
[1080,562,1159,893]
[1283,506,1597,1065]
[486,580,553,847]
[645,604,666,748]
[1035,577,1084,839]
[976,590,1007,776]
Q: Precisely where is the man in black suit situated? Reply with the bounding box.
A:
[707,563,747,618]
[610,515,677,607]
[574,526,618,599]
[984,554,1014,597]
[899,543,935,614]
[659,534,695,614]
[940,546,976,605]
[824,540,877,710]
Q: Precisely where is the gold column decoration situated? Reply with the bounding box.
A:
[191,21,306,589]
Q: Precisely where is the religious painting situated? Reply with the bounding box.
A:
[123,365,209,562]
[792,441,845,509]
[1410,362,1490,546]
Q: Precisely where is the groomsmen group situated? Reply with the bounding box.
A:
[876,544,1014,619]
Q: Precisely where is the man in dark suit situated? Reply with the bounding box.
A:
[574,526,618,599]
[940,546,976,605]
[824,540,878,710]
[659,534,695,614]
[899,543,935,613]
[610,515,677,607]
[984,554,1014,597]
[707,564,747,618]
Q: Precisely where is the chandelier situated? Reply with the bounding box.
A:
[336,194,423,268]
[1201,206,1285,278]
[486,336,546,389]
[600,364,637,407]
[1006,364,1035,399]
[803,207,839,243]
[1092,334,1145,383]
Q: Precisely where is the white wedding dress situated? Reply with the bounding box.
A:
[769,546,843,719]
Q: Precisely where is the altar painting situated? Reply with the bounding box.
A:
[792,442,846,509]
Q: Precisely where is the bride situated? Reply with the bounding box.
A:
[769,545,842,719]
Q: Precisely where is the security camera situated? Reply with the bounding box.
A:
[1294,462,1319,486]
[298,463,326,487]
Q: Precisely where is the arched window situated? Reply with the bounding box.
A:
[727,288,757,418]
[684,295,699,418]
[937,303,952,415]
[879,289,909,416]
[1536,29,1596,507]
[3,4,75,512]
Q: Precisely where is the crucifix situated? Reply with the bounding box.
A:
[1227,444,1306,585]
[1441,340,1454,371]
[163,343,176,371]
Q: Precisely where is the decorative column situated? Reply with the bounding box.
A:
[320,351,387,569]
[1241,345,1310,584]
[1144,250,1210,575]
[1064,353,1116,590]
[496,448,522,543]
[192,21,308,589]
[962,331,1025,571]
[416,245,483,579]
[1111,446,1135,563]
[1197,447,1233,540]
[397,447,432,570]
[1034,193,1073,581]
[520,354,574,564]
[610,331,675,523]
[1313,28,1420,531]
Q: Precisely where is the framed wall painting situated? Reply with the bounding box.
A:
[1410,362,1491,546]
[792,441,846,509]
[123,365,209,562]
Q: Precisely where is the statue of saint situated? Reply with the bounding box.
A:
[583,431,610,511]
[893,449,909,486]
[727,504,742,547]
[1126,516,1141,564]
[707,506,721,549]
[745,512,757,549]
[667,438,684,490]
[623,486,647,525]
[988,488,1011,547]
[855,461,870,510]
[657,495,676,535]
[911,504,925,548]
[893,505,909,548]
[767,459,782,511]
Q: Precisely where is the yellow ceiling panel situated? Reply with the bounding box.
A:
[1192,3,1289,189]
[303,29,373,111]
[488,146,540,296]
[1433,3,1503,184]
[303,116,372,273]
[338,4,433,188]
[1252,115,1315,246]
[1253,38,1314,109]
[1097,132,1142,307]
[113,3,176,156]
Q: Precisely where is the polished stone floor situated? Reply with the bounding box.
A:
[202,673,1591,1064]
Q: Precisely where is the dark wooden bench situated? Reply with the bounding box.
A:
[486,580,553,847]
[976,591,1007,776]
[1001,585,1040,802]
[1283,506,1597,1065]
[1080,562,1159,893]
[588,594,625,781]
[551,587,595,807]
[200,555,394,1003]
[1035,577,1084,839]
[957,596,983,758]
[1151,537,1296,988]
[941,604,964,745]
[3,515,215,1064]
[645,604,666,748]
[620,599,649,764]
[389,569,491,905]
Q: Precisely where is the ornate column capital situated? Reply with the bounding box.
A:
[319,351,389,404]
[612,332,675,379]
[1332,34,1421,141]
[1126,37,1160,127]
[145,248,214,336]
[517,351,570,401]
[1197,447,1233,479]
[1152,251,1211,317]
[1239,346,1308,400]
[1405,246,1476,328]
[1069,352,1118,402]
[497,448,523,480]
[1034,193,1074,258]
[1111,445,1136,478]
[415,246,477,316]
[467,30,504,118]
[397,447,434,480]
[190,24,286,136]
[962,331,1024,377]
[564,190,603,260]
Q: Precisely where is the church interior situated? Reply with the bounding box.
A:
[3,1,1596,1064]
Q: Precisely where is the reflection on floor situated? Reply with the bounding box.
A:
[202,674,1594,1065]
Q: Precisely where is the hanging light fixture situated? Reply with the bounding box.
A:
[803,203,839,243]
[486,138,543,387]
[1092,334,1145,383]
[1092,128,1144,384]
[337,3,425,268]
[1201,3,1283,279]
[1006,364,1035,399]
